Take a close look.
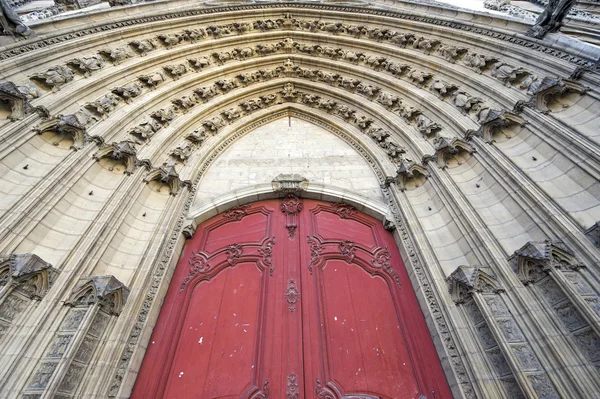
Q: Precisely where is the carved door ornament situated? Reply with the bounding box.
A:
[285,279,300,311]
[281,194,302,239]
[286,373,299,399]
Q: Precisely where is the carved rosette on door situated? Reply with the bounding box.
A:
[133,199,451,398]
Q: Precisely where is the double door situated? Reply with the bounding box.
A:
[133,197,451,398]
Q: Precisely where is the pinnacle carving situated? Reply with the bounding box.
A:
[0,253,58,300]
[447,266,503,304]
[508,240,584,285]
[65,275,129,316]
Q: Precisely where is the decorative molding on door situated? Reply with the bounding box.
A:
[331,203,357,219]
[225,243,243,265]
[306,236,324,274]
[249,380,269,399]
[371,247,402,289]
[281,194,302,239]
[339,241,357,263]
[223,204,251,222]
[180,251,209,292]
[258,237,276,276]
[316,378,381,399]
[285,279,300,312]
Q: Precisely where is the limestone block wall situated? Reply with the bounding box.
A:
[0,0,598,398]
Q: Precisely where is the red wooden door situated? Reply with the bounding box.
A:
[132,197,451,399]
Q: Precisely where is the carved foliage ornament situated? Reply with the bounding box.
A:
[371,247,402,289]
[180,251,209,292]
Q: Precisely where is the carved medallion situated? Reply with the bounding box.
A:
[259,237,276,276]
[371,247,402,289]
[180,251,209,292]
[306,236,324,274]
[285,279,300,311]
[286,373,299,399]
[339,241,357,263]
[281,195,302,239]
[223,204,251,221]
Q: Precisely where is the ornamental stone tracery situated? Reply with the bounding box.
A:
[0,1,598,399]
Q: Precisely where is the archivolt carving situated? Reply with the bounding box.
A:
[67,55,105,77]
[85,93,121,118]
[524,77,589,113]
[138,72,166,89]
[129,39,159,56]
[395,160,429,191]
[469,108,526,143]
[112,82,143,103]
[129,119,162,143]
[98,47,133,65]
[29,65,74,91]
[163,64,188,80]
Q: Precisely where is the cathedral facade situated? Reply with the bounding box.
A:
[0,0,599,397]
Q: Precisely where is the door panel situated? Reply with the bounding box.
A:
[163,263,264,398]
[132,198,451,399]
[317,259,420,398]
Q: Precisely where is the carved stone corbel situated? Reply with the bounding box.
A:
[0,253,58,300]
[143,159,192,195]
[447,265,503,304]
[65,275,129,316]
[433,137,474,168]
[182,224,196,239]
[395,159,429,191]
